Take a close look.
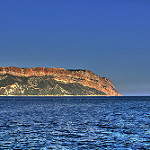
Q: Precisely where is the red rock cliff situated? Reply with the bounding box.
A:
[0,66,121,96]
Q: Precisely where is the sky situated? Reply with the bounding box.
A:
[0,0,150,96]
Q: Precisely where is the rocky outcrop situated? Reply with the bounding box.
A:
[0,66,121,96]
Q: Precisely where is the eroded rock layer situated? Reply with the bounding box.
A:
[0,66,121,96]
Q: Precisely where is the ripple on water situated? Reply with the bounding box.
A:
[0,96,150,149]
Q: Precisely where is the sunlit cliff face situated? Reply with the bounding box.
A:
[0,66,121,96]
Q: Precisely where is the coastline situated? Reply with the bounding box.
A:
[0,95,121,97]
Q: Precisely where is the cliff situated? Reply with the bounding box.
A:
[0,66,121,96]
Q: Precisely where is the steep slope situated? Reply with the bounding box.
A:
[0,66,121,96]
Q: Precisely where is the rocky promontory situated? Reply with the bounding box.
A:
[0,66,121,96]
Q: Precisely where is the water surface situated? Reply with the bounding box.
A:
[0,96,150,149]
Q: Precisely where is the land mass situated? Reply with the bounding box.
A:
[0,66,121,96]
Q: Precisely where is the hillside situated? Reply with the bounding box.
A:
[0,66,121,96]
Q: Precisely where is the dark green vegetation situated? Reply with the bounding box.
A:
[67,69,87,72]
[0,74,106,96]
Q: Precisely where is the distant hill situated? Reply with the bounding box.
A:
[0,66,121,96]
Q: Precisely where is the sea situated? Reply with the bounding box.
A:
[0,96,150,150]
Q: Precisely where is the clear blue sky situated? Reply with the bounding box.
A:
[0,0,150,95]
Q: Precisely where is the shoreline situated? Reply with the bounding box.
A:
[0,95,121,97]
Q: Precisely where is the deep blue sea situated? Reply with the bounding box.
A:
[0,96,150,150]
